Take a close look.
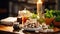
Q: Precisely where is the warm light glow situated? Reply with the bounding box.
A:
[37,0,42,3]
[37,0,43,17]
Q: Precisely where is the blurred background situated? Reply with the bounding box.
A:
[0,0,60,20]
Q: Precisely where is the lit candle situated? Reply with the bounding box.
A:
[37,0,42,17]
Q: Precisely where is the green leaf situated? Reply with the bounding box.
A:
[31,13,37,19]
[55,16,60,22]
[45,9,55,18]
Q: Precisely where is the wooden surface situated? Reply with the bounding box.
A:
[0,25,18,34]
[0,25,13,32]
[0,25,60,34]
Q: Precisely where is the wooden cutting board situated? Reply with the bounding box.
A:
[0,25,13,32]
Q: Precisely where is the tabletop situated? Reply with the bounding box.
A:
[0,25,60,34]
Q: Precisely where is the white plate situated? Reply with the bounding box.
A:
[22,27,42,31]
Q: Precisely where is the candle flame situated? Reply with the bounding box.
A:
[37,0,42,3]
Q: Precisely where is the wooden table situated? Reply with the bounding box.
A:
[0,25,60,34]
[0,25,18,34]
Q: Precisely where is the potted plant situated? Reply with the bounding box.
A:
[45,9,55,25]
[53,16,60,27]
[53,11,60,27]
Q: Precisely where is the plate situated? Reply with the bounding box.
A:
[22,27,42,31]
